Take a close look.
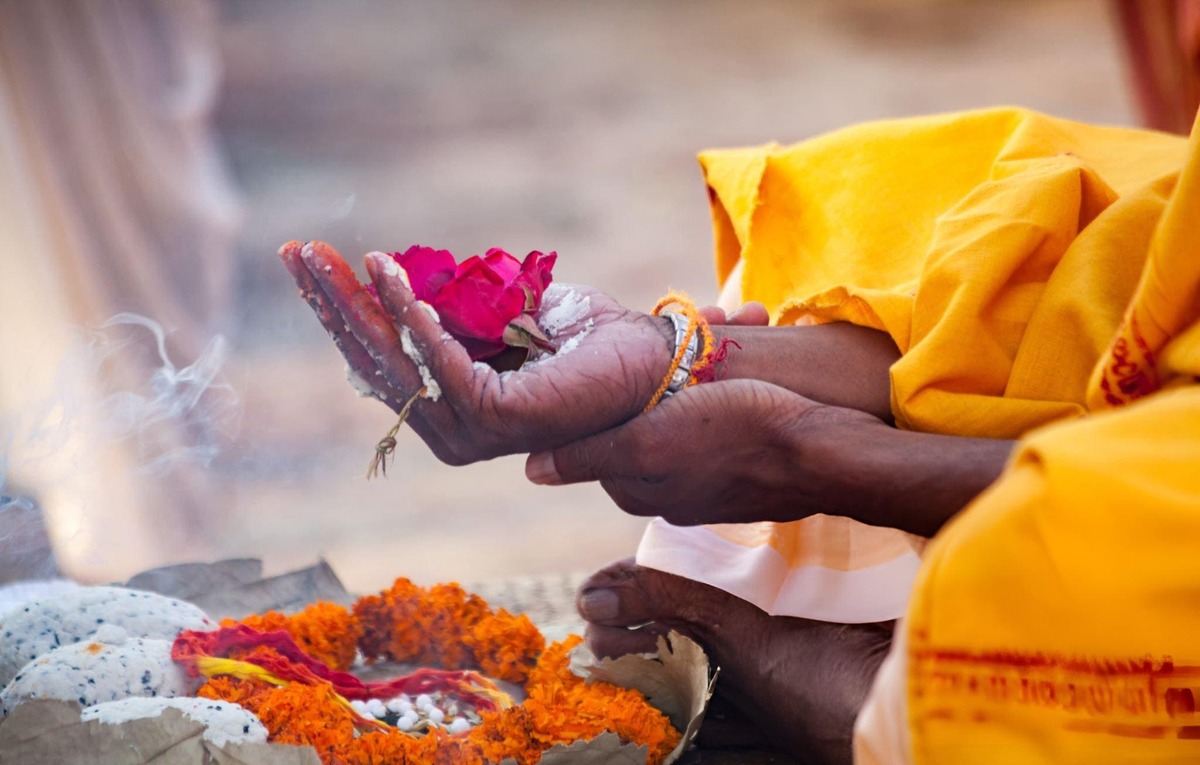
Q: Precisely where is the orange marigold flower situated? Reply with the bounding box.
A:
[470,608,544,684]
[251,682,358,758]
[353,577,425,662]
[469,706,544,765]
[525,635,584,688]
[527,679,681,765]
[347,730,423,765]
[223,610,289,634]
[197,676,271,707]
[409,583,489,668]
[225,602,361,671]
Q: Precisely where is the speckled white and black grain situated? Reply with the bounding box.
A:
[81,696,269,747]
[0,586,213,686]
[0,634,201,716]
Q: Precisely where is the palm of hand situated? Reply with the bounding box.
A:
[458,284,672,453]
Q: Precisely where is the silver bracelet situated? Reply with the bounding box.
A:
[661,311,699,398]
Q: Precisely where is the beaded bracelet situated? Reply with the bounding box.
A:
[644,292,715,411]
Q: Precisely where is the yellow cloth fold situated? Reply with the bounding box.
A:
[699,105,1200,760]
[699,107,1187,438]
[904,384,1200,762]
[897,105,1200,764]
[650,108,1191,626]
[846,107,1200,763]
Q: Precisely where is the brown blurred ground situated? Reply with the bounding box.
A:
[205,0,1135,593]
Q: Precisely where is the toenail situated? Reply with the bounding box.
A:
[579,589,620,621]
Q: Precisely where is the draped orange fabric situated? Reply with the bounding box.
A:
[639,108,1192,628]
[855,107,1200,763]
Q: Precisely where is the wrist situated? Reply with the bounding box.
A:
[703,323,898,422]
[642,292,713,411]
[647,311,677,383]
[778,404,890,525]
[802,415,1014,536]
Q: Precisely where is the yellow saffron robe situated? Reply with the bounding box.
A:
[645,105,1200,760]
[637,107,1189,624]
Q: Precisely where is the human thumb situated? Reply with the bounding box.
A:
[525,428,638,486]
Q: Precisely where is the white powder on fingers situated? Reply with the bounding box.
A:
[539,286,591,337]
[524,319,593,368]
[345,363,377,399]
[82,696,268,747]
[369,252,411,289]
[416,300,440,324]
[400,327,442,401]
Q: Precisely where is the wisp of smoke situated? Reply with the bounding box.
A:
[0,312,241,578]
[3,313,238,476]
[93,313,239,472]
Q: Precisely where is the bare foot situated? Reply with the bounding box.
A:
[577,559,893,765]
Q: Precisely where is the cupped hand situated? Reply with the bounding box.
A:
[279,241,676,464]
[524,378,882,526]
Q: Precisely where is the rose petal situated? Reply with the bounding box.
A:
[481,248,522,283]
[393,246,457,303]
[513,250,557,307]
[433,256,527,359]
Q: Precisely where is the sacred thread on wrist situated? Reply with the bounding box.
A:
[644,292,712,411]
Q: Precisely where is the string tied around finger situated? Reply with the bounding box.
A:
[366,385,427,479]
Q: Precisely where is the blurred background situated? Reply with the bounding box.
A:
[0,0,1197,593]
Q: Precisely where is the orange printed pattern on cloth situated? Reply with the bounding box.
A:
[1089,108,1200,408]
[898,384,1200,763]
[703,517,925,572]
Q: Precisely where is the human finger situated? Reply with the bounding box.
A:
[524,408,675,486]
[299,242,461,460]
[303,242,407,369]
[364,251,482,413]
[576,561,683,628]
[726,301,769,326]
[584,623,665,659]
[698,305,728,325]
[279,241,393,401]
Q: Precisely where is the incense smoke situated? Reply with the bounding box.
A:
[0,313,239,579]
[93,313,237,472]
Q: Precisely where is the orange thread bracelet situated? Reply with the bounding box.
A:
[644,292,711,411]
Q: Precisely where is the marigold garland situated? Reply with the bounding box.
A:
[353,578,544,684]
[192,578,682,765]
[222,601,362,671]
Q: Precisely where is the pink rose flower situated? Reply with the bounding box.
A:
[376,245,557,361]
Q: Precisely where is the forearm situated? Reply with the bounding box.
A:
[787,410,1014,537]
[712,323,900,423]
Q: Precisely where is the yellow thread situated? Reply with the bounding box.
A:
[196,656,288,686]
[195,656,390,730]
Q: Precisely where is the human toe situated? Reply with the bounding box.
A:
[576,558,723,631]
[584,622,666,659]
